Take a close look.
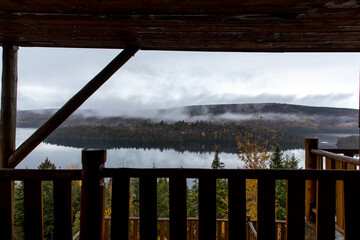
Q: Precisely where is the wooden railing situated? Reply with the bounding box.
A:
[72,147,360,240]
[97,217,286,240]
[4,142,360,240]
[0,168,82,239]
[305,138,360,239]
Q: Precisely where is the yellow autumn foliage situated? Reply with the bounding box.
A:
[237,116,273,220]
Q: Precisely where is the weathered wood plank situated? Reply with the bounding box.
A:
[199,177,216,240]
[228,177,246,240]
[257,178,275,240]
[287,179,305,240]
[111,175,130,240]
[140,176,157,240]
[24,180,43,240]
[169,176,187,240]
[53,180,73,240]
[8,47,139,168]
[316,179,335,240]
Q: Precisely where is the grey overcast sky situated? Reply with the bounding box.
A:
[1,48,359,113]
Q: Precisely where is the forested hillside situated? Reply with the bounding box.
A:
[336,135,359,148]
[45,120,304,153]
[18,103,358,134]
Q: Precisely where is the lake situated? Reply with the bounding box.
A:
[15,128,353,170]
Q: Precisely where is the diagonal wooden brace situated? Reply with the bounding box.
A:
[8,46,140,168]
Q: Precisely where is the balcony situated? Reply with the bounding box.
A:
[0,138,358,240]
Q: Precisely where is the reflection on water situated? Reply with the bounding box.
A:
[16,128,310,169]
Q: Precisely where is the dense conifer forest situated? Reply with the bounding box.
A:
[45,120,304,153]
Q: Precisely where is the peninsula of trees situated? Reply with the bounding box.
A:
[45,120,304,153]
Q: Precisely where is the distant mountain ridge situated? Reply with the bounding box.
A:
[17,103,358,134]
[160,103,357,117]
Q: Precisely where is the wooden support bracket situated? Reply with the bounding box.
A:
[8,46,139,168]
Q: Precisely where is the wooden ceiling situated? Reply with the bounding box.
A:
[1,0,360,52]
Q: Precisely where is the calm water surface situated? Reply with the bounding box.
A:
[16,128,347,169]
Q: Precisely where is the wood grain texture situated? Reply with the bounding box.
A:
[2,1,360,51]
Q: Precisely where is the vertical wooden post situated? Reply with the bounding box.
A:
[199,176,216,240]
[305,138,318,222]
[80,149,106,240]
[0,43,18,239]
[169,176,187,240]
[54,180,73,240]
[24,180,44,240]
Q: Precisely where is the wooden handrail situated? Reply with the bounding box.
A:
[96,217,287,240]
[311,149,359,165]
[247,220,258,239]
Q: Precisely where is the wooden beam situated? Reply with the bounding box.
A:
[8,46,139,168]
[1,43,18,167]
[0,43,18,240]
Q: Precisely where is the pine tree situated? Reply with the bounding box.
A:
[38,158,56,239]
[211,146,225,169]
[270,146,283,169]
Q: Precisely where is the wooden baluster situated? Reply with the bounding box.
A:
[111,175,130,240]
[170,176,187,240]
[280,223,286,240]
[344,179,360,240]
[188,220,193,240]
[128,218,131,240]
[316,179,335,240]
[167,219,171,240]
[24,180,43,240]
[199,176,216,240]
[305,138,318,222]
[80,149,106,240]
[287,179,305,240]
[140,176,157,240]
[257,177,275,240]
[195,219,199,240]
[53,179,73,240]
[228,178,246,240]
[133,219,139,240]
[217,220,222,240]
[104,218,110,240]
[224,220,229,240]
[160,221,165,240]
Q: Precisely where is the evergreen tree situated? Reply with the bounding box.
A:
[38,157,56,240]
[187,180,199,218]
[211,147,228,218]
[211,146,225,169]
[284,154,301,169]
[270,146,283,169]
[269,148,301,220]
[14,181,24,240]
